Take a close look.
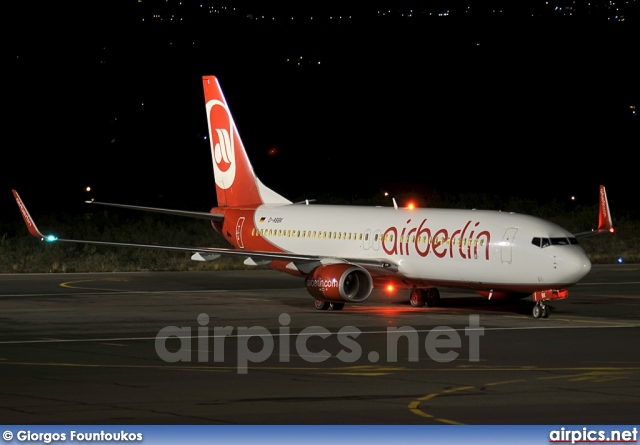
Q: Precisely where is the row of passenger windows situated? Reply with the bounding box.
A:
[252,228,363,240]
[251,228,486,247]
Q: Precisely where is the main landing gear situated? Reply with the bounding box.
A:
[532,301,550,319]
[409,288,441,308]
[314,300,344,311]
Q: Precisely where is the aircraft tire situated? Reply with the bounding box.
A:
[410,289,425,307]
[425,288,441,307]
[542,305,550,318]
[532,304,542,319]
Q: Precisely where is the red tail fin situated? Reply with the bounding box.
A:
[202,76,290,208]
[598,185,614,233]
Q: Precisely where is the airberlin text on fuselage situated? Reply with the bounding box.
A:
[382,218,491,260]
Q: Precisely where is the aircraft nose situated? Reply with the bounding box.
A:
[560,248,592,282]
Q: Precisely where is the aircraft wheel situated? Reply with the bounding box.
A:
[425,288,441,307]
[532,303,542,319]
[330,303,345,311]
[314,300,330,310]
[410,289,425,307]
[541,305,550,318]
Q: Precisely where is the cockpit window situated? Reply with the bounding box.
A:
[531,236,579,248]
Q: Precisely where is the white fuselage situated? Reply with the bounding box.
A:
[245,204,591,291]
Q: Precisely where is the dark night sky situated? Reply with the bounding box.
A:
[3,1,638,221]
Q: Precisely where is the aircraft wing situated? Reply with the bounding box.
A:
[573,185,615,238]
[84,199,224,221]
[12,190,397,273]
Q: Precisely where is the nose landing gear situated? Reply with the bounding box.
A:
[531,289,567,319]
[532,301,550,319]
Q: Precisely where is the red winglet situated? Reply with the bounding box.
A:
[12,190,46,239]
[597,185,614,233]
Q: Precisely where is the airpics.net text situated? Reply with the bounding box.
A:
[155,314,484,374]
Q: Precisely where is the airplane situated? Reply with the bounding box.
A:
[12,75,615,319]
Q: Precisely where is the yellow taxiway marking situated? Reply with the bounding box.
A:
[408,366,640,424]
[536,370,631,382]
[485,379,526,386]
[59,278,131,292]
[408,385,476,424]
[502,315,633,326]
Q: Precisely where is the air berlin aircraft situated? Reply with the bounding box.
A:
[13,75,614,318]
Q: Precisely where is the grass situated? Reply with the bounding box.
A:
[1,193,637,273]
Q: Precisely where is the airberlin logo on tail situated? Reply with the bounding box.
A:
[206,99,236,189]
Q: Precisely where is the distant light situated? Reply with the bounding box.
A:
[85,186,91,192]
[571,195,576,201]
[45,235,58,242]
[618,257,624,263]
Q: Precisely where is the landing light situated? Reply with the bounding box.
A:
[45,235,58,242]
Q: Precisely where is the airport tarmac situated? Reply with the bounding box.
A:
[0,265,639,425]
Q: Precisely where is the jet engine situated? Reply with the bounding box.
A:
[305,264,373,303]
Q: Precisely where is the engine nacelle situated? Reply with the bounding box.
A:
[305,264,373,303]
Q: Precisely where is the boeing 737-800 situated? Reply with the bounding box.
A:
[13,75,614,318]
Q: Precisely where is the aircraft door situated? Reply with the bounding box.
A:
[501,227,518,263]
[363,229,372,250]
[373,229,381,251]
[236,217,245,249]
